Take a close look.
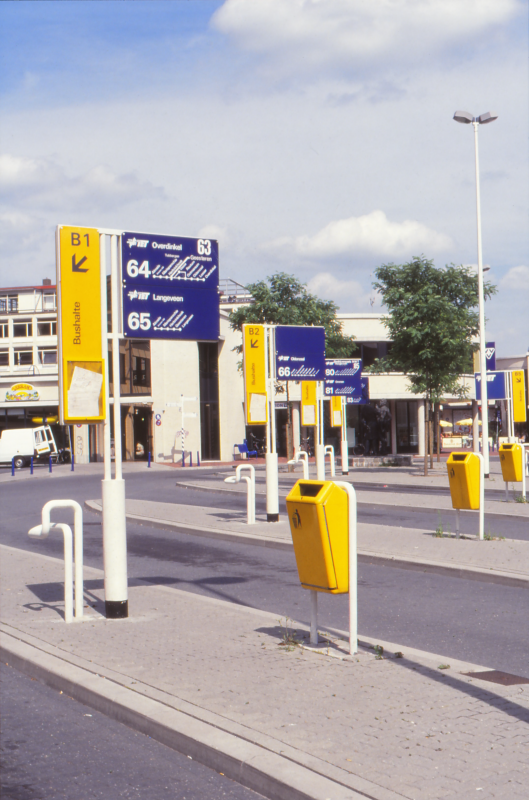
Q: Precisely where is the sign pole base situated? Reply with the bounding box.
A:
[102,478,129,618]
[265,452,279,522]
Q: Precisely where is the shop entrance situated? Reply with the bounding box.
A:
[133,407,152,459]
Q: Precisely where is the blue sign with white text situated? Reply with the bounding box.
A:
[475,371,506,401]
[324,359,368,404]
[275,326,325,380]
[122,231,219,340]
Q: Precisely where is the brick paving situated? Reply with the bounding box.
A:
[2,544,528,799]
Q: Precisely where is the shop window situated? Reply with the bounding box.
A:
[132,356,150,387]
[396,401,419,454]
[38,348,57,365]
[0,321,8,338]
[0,349,9,366]
[199,342,220,461]
[37,320,57,336]
[14,348,33,366]
[13,320,32,338]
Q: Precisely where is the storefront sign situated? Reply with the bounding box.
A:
[122,232,219,341]
[275,326,325,380]
[56,225,105,423]
[5,383,39,402]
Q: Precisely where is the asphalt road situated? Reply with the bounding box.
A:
[0,663,263,800]
[2,470,528,678]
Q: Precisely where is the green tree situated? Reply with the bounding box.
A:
[372,256,497,474]
[230,272,356,460]
[229,272,356,357]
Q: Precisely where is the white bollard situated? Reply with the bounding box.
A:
[28,498,84,623]
[225,464,256,524]
[287,451,309,480]
[265,452,279,521]
[102,479,128,618]
[324,445,335,477]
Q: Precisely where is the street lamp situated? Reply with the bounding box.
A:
[453,110,498,478]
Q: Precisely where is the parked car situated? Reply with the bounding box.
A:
[0,425,58,469]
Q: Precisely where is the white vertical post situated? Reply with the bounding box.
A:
[523,446,527,501]
[473,121,490,478]
[315,384,325,480]
[334,481,358,655]
[341,396,349,474]
[265,325,279,522]
[310,590,318,645]
[100,234,111,482]
[455,508,460,539]
[102,232,128,618]
[477,452,485,541]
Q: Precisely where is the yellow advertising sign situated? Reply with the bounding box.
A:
[301,381,317,427]
[243,324,267,425]
[512,370,527,422]
[330,396,342,428]
[56,226,105,423]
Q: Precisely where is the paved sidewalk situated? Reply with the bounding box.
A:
[1,544,528,800]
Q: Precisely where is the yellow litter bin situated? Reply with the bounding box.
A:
[286,480,348,593]
[446,452,481,510]
[499,443,523,483]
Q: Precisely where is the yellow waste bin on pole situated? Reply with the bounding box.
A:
[499,443,523,483]
[446,452,484,539]
[286,479,357,653]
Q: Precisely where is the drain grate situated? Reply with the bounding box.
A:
[463,670,529,686]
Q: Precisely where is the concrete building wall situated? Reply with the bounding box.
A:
[218,311,245,462]
[150,339,201,464]
[338,313,390,341]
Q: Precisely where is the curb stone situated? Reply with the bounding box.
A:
[0,629,407,800]
[85,500,529,589]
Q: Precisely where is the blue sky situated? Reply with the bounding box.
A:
[1,0,528,353]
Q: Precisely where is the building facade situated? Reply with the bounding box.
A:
[2,281,526,463]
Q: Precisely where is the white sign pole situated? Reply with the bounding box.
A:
[101,232,128,619]
[315,383,325,480]
[341,396,349,474]
[265,325,279,522]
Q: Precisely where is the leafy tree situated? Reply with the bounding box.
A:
[230,272,356,459]
[372,256,497,474]
[229,272,356,357]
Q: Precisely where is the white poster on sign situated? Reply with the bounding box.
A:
[302,405,316,426]
[67,366,103,418]
[249,393,267,423]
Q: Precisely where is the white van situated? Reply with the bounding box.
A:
[0,426,58,469]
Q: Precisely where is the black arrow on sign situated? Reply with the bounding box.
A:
[250,339,259,348]
[72,255,88,273]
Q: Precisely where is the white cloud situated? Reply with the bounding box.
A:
[0,154,164,211]
[307,271,380,311]
[266,210,452,260]
[197,224,231,248]
[212,0,521,76]
[499,265,529,291]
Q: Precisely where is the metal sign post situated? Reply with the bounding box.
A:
[266,325,279,522]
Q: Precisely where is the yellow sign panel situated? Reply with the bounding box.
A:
[512,370,526,422]
[301,381,317,426]
[56,226,105,423]
[330,396,342,427]
[243,324,267,425]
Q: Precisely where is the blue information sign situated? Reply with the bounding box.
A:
[275,326,325,380]
[475,371,506,401]
[486,342,496,371]
[324,359,368,404]
[121,231,219,340]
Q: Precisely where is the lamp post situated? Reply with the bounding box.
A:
[453,110,498,478]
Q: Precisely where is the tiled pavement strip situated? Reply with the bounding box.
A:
[1,544,528,800]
